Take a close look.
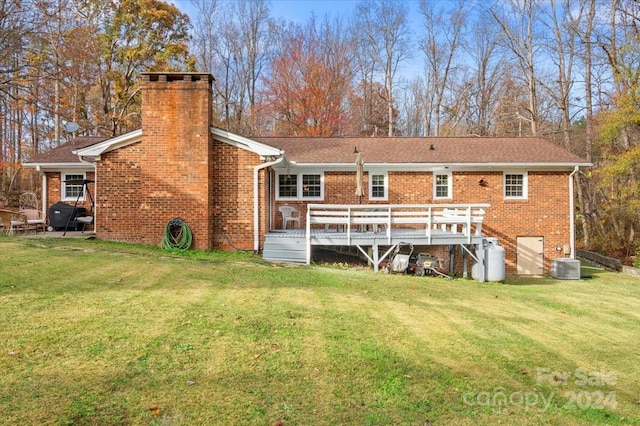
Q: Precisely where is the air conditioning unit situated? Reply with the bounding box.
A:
[551,258,581,280]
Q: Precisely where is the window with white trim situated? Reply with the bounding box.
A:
[504,172,528,199]
[278,174,297,198]
[276,172,323,200]
[433,171,452,199]
[62,173,85,201]
[302,174,321,198]
[369,172,387,200]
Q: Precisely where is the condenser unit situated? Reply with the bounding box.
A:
[551,258,581,280]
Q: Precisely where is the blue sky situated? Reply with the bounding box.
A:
[172,0,425,77]
[172,0,423,29]
[270,0,360,22]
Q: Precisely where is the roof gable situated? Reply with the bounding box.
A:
[211,127,282,157]
[75,129,142,158]
[23,136,109,166]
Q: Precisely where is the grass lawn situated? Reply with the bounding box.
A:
[1,236,639,425]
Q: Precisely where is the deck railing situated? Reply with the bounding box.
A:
[306,203,489,250]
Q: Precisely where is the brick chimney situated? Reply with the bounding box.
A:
[138,72,214,249]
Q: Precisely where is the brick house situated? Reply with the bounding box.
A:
[24,72,590,276]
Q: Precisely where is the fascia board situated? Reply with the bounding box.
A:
[274,162,592,172]
[22,162,93,171]
[211,127,281,157]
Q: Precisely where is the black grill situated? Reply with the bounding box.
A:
[48,201,87,231]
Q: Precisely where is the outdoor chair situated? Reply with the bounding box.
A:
[19,191,46,233]
[0,209,27,235]
[20,208,46,233]
[279,206,301,229]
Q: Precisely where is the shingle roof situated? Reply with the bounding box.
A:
[253,136,589,165]
[25,136,109,164]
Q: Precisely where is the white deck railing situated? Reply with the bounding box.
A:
[305,203,489,253]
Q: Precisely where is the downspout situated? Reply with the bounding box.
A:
[569,166,579,259]
[254,155,285,253]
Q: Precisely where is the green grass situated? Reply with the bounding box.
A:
[1,236,639,425]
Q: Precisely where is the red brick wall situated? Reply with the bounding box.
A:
[95,73,213,249]
[211,139,262,250]
[272,169,572,275]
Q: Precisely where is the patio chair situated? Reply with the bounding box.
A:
[19,191,46,233]
[279,206,301,229]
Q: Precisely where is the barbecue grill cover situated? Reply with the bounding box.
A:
[48,201,86,229]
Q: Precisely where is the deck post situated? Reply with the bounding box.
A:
[305,207,311,265]
[462,245,468,278]
[373,243,379,272]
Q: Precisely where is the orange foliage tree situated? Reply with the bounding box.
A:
[261,28,352,136]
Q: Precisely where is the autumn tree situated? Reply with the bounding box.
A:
[96,0,194,135]
[261,18,353,136]
[590,0,640,260]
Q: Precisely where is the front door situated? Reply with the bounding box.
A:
[516,236,544,275]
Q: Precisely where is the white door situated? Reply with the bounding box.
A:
[517,236,544,275]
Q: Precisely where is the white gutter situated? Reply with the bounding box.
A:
[569,166,579,259]
[254,155,286,252]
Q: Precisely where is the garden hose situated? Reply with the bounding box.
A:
[162,217,193,251]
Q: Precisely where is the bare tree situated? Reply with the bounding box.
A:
[464,14,506,136]
[191,0,272,134]
[419,0,467,136]
[353,0,411,136]
[490,0,542,136]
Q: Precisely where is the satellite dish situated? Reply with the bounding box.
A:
[64,122,80,133]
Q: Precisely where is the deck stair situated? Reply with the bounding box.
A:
[263,230,307,263]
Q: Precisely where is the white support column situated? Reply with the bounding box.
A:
[305,207,311,265]
[373,243,379,272]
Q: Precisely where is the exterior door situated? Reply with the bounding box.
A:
[516,236,544,275]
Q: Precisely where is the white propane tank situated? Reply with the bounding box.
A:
[472,238,506,282]
[485,238,505,282]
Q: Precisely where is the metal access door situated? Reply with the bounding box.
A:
[516,236,544,275]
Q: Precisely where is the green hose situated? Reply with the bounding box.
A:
[162,217,193,251]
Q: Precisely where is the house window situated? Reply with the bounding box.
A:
[62,173,85,201]
[369,173,387,200]
[277,172,323,200]
[433,171,452,199]
[504,172,527,199]
[302,174,321,198]
[278,174,297,198]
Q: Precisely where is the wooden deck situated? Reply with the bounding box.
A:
[263,203,490,280]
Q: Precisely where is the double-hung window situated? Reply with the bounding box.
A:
[277,172,323,200]
[62,173,85,201]
[504,172,527,199]
[433,171,452,199]
[302,174,321,198]
[369,172,387,201]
